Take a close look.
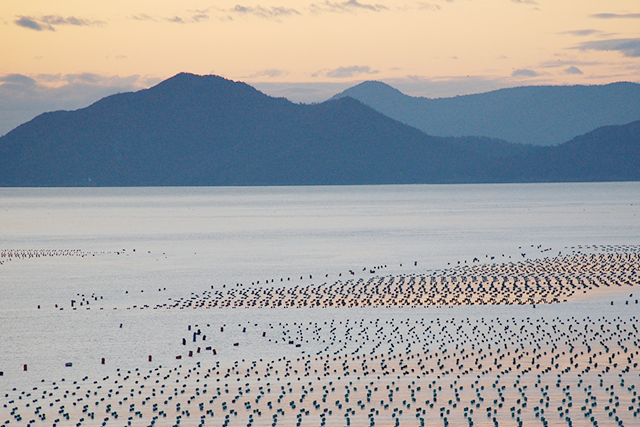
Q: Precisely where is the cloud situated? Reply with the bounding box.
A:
[14,17,48,31]
[324,66,379,78]
[511,0,537,4]
[137,6,300,24]
[538,59,601,69]
[14,15,105,31]
[564,66,583,75]
[573,38,640,57]
[417,2,441,11]
[192,12,210,22]
[0,73,158,136]
[231,5,300,20]
[248,69,288,78]
[0,74,37,86]
[309,0,388,14]
[131,14,156,22]
[559,29,602,37]
[591,13,640,19]
[164,13,210,23]
[511,68,538,77]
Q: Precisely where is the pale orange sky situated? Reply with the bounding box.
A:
[1,0,639,133]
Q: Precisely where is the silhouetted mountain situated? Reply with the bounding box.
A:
[331,81,640,146]
[0,73,528,186]
[494,119,640,182]
[0,73,637,187]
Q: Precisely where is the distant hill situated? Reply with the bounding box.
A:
[494,119,640,182]
[331,81,640,146]
[0,73,638,187]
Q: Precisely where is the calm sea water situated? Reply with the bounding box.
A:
[0,182,638,392]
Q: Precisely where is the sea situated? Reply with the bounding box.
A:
[1,182,639,394]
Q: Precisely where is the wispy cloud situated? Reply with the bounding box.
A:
[165,10,211,24]
[417,2,441,11]
[538,58,601,69]
[322,65,379,78]
[511,0,537,4]
[130,5,301,24]
[591,13,640,19]
[511,68,538,77]
[127,1,445,25]
[573,38,640,57]
[231,5,300,20]
[131,14,156,22]
[559,29,603,37]
[309,0,388,14]
[14,15,105,31]
[247,69,288,78]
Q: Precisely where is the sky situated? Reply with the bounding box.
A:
[1,0,640,134]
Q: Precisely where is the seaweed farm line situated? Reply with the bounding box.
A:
[2,245,639,427]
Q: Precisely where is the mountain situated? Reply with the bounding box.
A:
[494,119,640,182]
[0,73,527,187]
[331,81,640,146]
[0,73,637,187]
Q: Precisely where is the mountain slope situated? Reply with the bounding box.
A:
[0,73,526,187]
[331,81,640,146]
[495,119,640,182]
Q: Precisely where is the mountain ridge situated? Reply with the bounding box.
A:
[0,73,638,187]
[331,81,640,146]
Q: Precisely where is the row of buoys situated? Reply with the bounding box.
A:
[9,355,156,373]
[3,302,639,425]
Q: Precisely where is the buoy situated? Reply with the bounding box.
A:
[188,351,193,357]
[65,362,73,367]
[212,349,217,355]
[101,357,105,365]
[176,355,182,360]
[23,364,27,371]
[148,355,152,362]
